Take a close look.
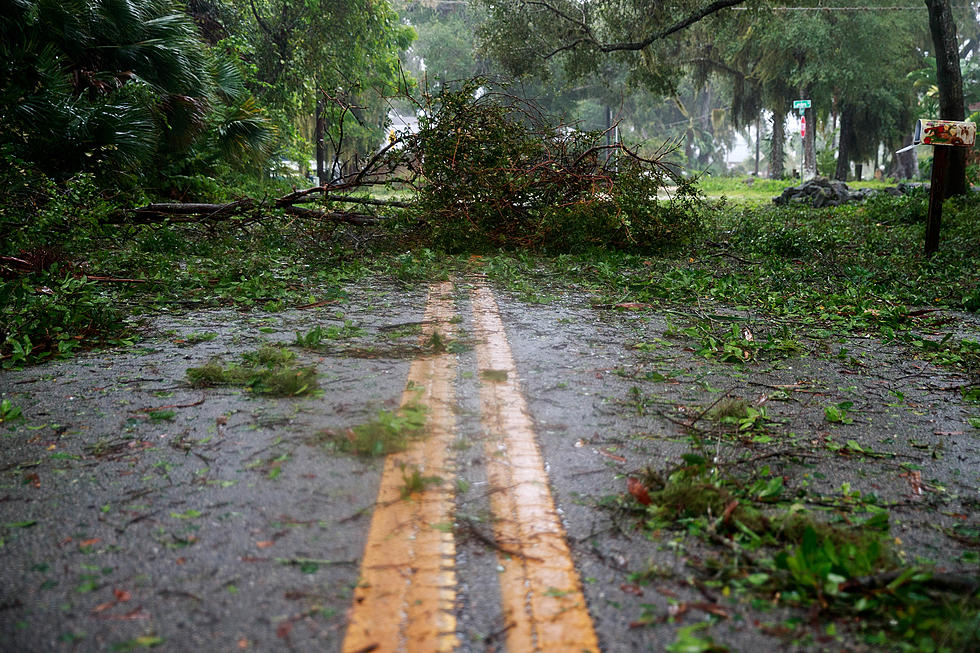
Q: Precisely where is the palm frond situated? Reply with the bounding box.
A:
[213,96,277,165]
[211,54,247,103]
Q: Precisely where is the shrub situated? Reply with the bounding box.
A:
[0,272,125,368]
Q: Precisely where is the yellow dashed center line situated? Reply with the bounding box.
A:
[342,281,459,653]
[472,283,600,652]
[343,280,599,652]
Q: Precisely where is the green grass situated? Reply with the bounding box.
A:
[399,463,443,498]
[696,175,900,203]
[489,193,979,373]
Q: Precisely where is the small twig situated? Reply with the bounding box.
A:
[281,205,379,226]
[275,557,356,567]
[320,194,410,209]
[295,299,340,310]
[716,449,821,468]
[133,395,206,413]
[85,276,148,283]
[688,385,740,428]
[337,507,371,524]
[457,516,542,561]
[928,380,979,392]
[707,251,756,265]
[705,529,757,567]
[842,570,979,595]
[570,467,612,477]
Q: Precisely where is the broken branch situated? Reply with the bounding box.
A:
[281,206,379,226]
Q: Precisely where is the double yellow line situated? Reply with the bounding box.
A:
[342,281,599,653]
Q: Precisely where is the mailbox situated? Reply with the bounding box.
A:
[913,119,976,147]
[901,118,978,257]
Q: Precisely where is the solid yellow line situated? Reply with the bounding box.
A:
[471,284,601,652]
[342,281,459,653]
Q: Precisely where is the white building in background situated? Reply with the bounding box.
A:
[387,111,420,145]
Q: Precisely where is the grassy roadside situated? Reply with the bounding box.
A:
[482,191,979,327]
[3,179,977,369]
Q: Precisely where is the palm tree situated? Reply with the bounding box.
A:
[0,0,238,177]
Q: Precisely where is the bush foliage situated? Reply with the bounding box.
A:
[406,82,703,253]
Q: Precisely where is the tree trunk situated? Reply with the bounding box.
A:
[888,132,918,180]
[685,127,696,170]
[770,112,785,179]
[855,163,863,181]
[802,96,817,180]
[315,96,326,186]
[835,105,853,181]
[754,113,761,176]
[925,0,967,196]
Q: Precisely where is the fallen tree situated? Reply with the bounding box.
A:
[115,136,416,226]
[120,199,383,227]
[110,80,698,254]
[402,80,701,253]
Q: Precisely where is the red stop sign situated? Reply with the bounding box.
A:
[800,115,806,138]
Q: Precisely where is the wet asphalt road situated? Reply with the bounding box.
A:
[1,278,978,651]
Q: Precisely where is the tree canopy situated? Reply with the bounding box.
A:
[477,0,975,185]
[0,0,415,192]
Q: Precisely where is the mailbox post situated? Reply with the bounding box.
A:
[904,119,976,256]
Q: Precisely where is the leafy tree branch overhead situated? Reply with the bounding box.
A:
[535,0,746,56]
[478,0,747,76]
[0,0,415,193]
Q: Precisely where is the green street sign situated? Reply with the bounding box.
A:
[793,99,811,109]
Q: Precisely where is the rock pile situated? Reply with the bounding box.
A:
[772,177,911,207]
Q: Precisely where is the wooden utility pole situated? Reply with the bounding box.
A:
[915,118,976,256]
[925,145,949,256]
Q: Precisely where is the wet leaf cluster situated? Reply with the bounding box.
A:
[320,401,428,457]
[1,270,128,368]
[293,321,365,349]
[620,454,979,651]
[186,344,318,396]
